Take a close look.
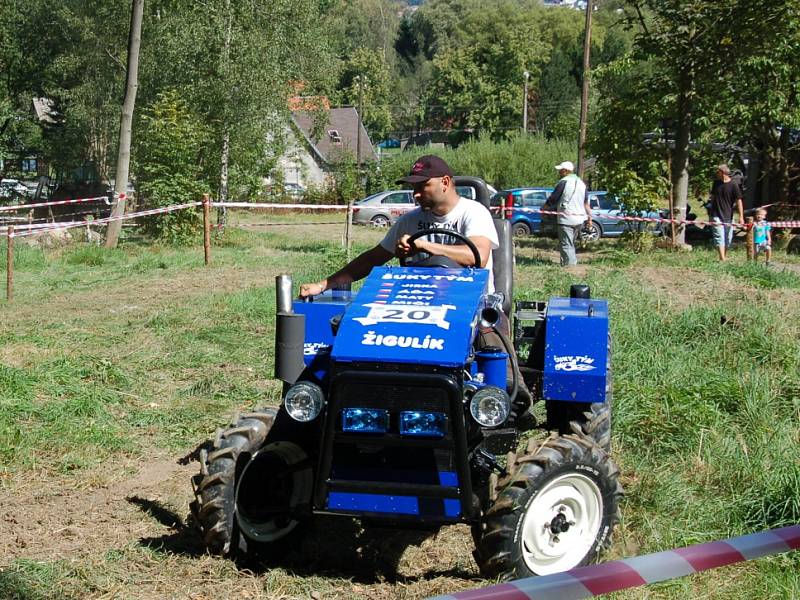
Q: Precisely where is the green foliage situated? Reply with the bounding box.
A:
[135,91,208,244]
[335,48,394,138]
[376,133,573,190]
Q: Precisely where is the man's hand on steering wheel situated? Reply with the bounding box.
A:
[399,229,483,268]
[395,234,416,259]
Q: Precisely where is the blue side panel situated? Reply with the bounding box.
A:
[328,492,420,515]
[292,290,353,367]
[443,499,461,518]
[543,297,609,403]
[332,266,488,367]
[326,492,462,518]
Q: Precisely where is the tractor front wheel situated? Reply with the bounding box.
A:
[474,434,621,579]
[191,408,312,558]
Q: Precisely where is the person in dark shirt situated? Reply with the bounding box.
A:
[708,164,744,261]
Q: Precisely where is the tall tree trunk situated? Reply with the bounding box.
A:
[671,71,693,246]
[105,0,144,248]
[218,129,230,225]
[217,0,232,227]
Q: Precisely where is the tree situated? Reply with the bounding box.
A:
[590,0,794,243]
[135,90,208,243]
[336,48,393,140]
[106,0,144,249]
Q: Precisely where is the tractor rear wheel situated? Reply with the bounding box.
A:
[474,434,621,579]
[191,408,312,558]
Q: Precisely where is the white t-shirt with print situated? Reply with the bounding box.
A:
[380,197,500,292]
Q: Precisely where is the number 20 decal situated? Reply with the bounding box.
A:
[354,303,455,329]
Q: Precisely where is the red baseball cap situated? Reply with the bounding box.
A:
[396,155,454,184]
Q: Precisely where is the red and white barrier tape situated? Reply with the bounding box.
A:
[10,201,201,238]
[0,193,125,213]
[429,525,800,600]
[212,201,347,211]
[516,207,799,230]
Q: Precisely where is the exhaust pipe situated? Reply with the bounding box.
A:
[274,274,305,386]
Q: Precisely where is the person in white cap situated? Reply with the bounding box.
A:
[546,161,591,266]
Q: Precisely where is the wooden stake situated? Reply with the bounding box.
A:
[746,216,754,261]
[6,226,13,301]
[203,193,211,265]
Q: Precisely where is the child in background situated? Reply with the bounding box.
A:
[753,208,771,265]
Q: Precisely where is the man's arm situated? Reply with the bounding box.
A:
[584,190,592,224]
[407,235,493,268]
[299,244,393,297]
[736,197,744,224]
[545,180,566,207]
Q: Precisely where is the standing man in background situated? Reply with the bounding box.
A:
[708,164,744,261]
[546,161,591,267]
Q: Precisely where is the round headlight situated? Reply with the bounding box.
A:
[284,381,325,422]
[469,386,510,427]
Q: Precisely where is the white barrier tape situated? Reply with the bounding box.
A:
[429,525,800,600]
[212,201,347,211]
[11,201,201,238]
[0,193,125,213]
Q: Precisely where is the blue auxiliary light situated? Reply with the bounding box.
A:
[399,411,447,438]
[341,408,389,433]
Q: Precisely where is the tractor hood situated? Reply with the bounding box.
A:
[332,266,489,367]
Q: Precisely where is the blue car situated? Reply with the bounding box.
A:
[489,187,554,236]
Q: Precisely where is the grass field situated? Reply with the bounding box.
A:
[1,214,798,599]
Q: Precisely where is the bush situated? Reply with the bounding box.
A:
[135,91,210,244]
[373,133,575,191]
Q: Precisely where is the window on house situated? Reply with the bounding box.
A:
[328,129,342,144]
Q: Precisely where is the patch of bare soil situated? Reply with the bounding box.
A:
[0,452,196,564]
[629,266,745,311]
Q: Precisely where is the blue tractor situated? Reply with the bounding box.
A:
[191,206,621,580]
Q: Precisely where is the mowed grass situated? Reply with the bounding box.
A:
[0,214,798,599]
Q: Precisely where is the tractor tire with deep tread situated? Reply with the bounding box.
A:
[191,408,277,556]
[474,433,622,580]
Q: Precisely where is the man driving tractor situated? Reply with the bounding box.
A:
[299,154,532,420]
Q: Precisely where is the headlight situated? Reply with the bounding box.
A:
[284,381,325,422]
[469,386,510,427]
[341,408,389,433]
[399,411,447,437]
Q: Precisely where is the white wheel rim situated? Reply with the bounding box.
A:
[519,472,603,575]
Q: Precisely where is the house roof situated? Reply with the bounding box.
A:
[292,107,377,165]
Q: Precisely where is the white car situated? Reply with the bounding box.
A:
[352,190,416,227]
[0,178,29,201]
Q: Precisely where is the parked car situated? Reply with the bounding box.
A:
[0,178,29,202]
[457,182,497,202]
[541,191,665,241]
[489,187,554,236]
[283,182,306,198]
[352,190,416,227]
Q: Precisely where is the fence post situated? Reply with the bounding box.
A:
[746,216,754,260]
[203,193,211,266]
[6,226,13,302]
[345,200,354,261]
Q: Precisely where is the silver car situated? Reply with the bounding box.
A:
[352,190,416,227]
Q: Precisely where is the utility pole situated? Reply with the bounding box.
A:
[577,0,594,178]
[522,71,530,134]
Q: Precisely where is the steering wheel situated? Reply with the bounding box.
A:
[399,228,482,268]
